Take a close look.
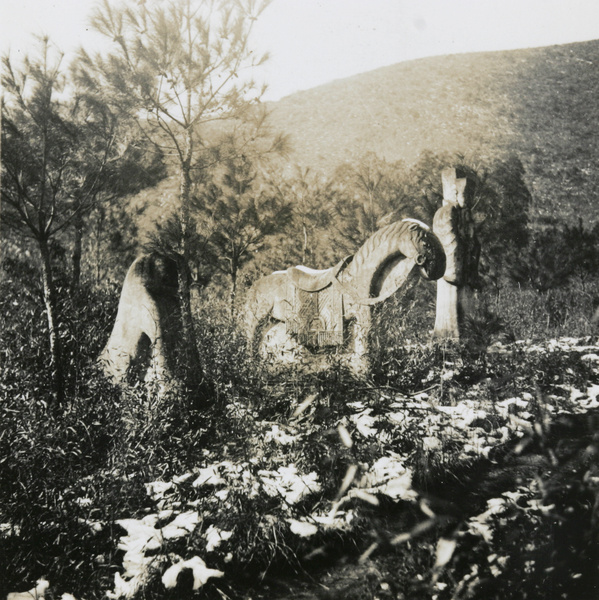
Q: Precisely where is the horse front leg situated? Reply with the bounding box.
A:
[349,305,372,376]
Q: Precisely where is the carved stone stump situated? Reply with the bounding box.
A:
[99,254,181,384]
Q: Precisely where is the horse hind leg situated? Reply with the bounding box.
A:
[247,301,302,364]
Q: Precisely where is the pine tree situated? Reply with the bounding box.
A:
[75,0,274,381]
[2,39,77,402]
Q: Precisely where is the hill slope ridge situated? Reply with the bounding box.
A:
[266,40,599,223]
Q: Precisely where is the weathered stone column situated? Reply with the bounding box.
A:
[433,168,480,340]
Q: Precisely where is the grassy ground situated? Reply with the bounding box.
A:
[1,279,599,600]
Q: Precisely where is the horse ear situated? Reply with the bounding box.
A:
[377,211,396,228]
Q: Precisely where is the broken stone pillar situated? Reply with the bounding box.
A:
[433,168,480,340]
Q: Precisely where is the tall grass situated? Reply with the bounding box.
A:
[491,282,599,341]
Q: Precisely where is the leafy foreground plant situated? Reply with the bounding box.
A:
[4,337,599,600]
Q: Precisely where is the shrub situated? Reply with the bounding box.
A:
[491,283,599,341]
[511,221,599,293]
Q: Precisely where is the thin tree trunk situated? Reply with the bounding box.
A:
[72,209,83,292]
[302,222,308,264]
[175,253,201,368]
[94,208,105,286]
[230,264,237,317]
[368,190,374,236]
[95,230,101,287]
[177,144,204,390]
[39,237,64,403]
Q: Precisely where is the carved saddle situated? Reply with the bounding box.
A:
[284,257,350,347]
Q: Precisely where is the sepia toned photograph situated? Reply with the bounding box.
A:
[2,1,599,598]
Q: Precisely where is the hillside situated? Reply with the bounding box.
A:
[266,40,599,224]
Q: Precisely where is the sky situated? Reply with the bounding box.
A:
[1,0,599,101]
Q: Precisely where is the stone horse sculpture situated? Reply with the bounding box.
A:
[245,219,446,371]
[99,253,181,383]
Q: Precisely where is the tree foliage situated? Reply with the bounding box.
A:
[2,41,77,243]
[75,0,276,217]
[196,154,292,310]
[266,166,337,267]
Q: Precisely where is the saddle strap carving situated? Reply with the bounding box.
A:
[286,255,353,292]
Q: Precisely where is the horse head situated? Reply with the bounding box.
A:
[400,219,447,281]
[345,218,446,303]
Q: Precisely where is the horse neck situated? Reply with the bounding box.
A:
[344,221,415,294]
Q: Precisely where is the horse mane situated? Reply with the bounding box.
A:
[348,219,427,278]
